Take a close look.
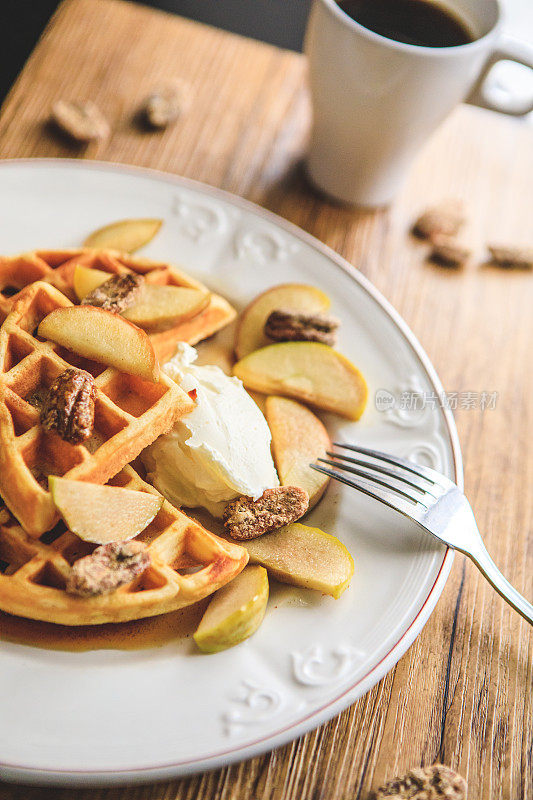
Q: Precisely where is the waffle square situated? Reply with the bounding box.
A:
[0,248,236,362]
[0,466,248,625]
[0,281,194,536]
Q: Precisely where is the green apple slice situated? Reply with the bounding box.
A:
[233,341,367,421]
[83,218,163,252]
[73,265,111,301]
[194,565,269,653]
[242,522,354,599]
[49,477,163,544]
[235,283,331,359]
[122,284,210,331]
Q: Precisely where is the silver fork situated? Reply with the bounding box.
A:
[311,444,532,624]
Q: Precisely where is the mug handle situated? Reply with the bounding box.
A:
[467,35,533,116]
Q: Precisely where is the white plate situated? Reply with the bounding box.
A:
[0,160,461,787]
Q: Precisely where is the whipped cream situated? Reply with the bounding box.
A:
[142,343,279,517]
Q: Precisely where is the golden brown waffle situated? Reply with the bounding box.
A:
[0,248,236,362]
[0,281,194,536]
[0,466,248,625]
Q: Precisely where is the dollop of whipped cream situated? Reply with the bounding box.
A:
[142,343,279,517]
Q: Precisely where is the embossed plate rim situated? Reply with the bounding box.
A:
[0,159,461,787]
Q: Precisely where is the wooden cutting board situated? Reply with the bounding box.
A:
[0,0,531,798]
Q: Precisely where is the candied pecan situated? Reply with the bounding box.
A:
[66,541,151,597]
[488,245,533,270]
[428,236,471,268]
[81,273,144,313]
[373,764,467,800]
[41,368,96,444]
[51,100,110,143]
[264,308,340,346]
[223,486,309,540]
[412,202,465,241]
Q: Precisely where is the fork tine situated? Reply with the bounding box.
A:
[325,450,441,498]
[318,458,430,506]
[310,464,425,520]
[332,443,451,488]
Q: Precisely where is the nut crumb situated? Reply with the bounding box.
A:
[264,308,340,346]
[488,245,533,270]
[26,386,48,410]
[82,273,144,313]
[0,508,10,526]
[429,236,471,268]
[224,487,309,540]
[142,84,190,129]
[412,202,465,241]
[67,541,151,597]
[373,764,466,800]
[51,100,110,143]
[41,368,96,444]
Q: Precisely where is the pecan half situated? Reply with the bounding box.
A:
[412,202,465,241]
[373,764,467,800]
[41,368,96,444]
[66,541,151,597]
[428,236,471,268]
[488,245,533,270]
[264,309,340,346]
[81,273,144,313]
[223,487,309,540]
[51,100,110,143]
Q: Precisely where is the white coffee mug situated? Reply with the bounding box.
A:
[305,0,533,207]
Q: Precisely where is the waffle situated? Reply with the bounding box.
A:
[0,248,236,362]
[0,281,194,536]
[0,466,248,625]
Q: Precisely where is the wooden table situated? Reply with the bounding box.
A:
[0,0,531,797]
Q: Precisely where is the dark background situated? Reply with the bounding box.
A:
[0,0,312,104]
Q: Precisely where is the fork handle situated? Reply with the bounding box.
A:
[467,544,533,624]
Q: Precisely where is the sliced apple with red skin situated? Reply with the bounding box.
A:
[38,305,160,382]
[122,284,210,332]
[266,396,331,510]
[73,265,110,301]
[49,477,163,544]
[235,283,331,360]
[233,342,367,421]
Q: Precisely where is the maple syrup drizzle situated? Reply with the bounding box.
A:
[0,601,208,652]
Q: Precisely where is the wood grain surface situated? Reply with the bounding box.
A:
[0,0,532,797]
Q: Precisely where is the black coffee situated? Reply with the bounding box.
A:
[337,0,474,48]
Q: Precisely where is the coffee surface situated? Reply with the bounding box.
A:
[337,0,474,48]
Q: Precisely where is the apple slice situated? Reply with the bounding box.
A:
[49,477,163,544]
[233,342,367,421]
[84,218,163,252]
[122,284,210,332]
[266,396,331,510]
[242,522,353,599]
[38,305,160,381]
[235,283,331,360]
[73,265,111,301]
[194,565,269,653]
